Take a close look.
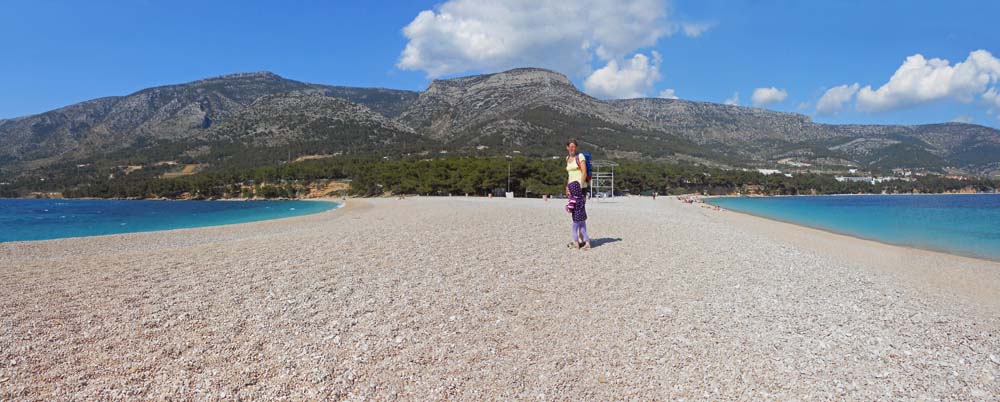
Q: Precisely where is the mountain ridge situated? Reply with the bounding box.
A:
[2,68,999,178]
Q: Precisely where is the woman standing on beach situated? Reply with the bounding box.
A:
[565,139,591,250]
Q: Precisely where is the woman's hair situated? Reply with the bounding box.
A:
[566,138,578,146]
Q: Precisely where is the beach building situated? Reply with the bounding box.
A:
[834,176,908,184]
[835,176,875,184]
[874,176,905,183]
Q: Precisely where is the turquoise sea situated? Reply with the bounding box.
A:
[706,194,1000,261]
[0,199,339,242]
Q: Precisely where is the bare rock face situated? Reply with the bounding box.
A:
[90,72,314,142]
[397,68,650,143]
[0,72,308,165]
[0,97,120,165]
[205,92,423,151]
[0,72,420,172]
[613,98,827,144]
[313,86,419,119]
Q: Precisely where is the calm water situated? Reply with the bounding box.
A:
[0,199,339,242]
[707,194,1000,261]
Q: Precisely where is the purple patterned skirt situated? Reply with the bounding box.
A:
[567,181,587,222]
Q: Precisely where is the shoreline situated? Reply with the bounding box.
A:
[705,199,1000,315]
[705,191,999,199]
[0,198,344,244]
[703,194,1000,263]
[4,188,996,201]
[713,204,1000,263]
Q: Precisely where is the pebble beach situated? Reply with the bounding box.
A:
[2,196,998,400]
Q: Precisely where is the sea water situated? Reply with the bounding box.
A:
[707,194,1000,261]
[0,199,339,242]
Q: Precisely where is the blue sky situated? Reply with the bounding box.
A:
[3,0,999,128]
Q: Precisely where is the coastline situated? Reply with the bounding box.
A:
[0,198,343,244]
[707,201,1000,314]
[705,191,999,199]
[703,193,1000,262]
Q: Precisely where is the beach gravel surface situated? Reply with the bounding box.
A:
[1,197,998,400]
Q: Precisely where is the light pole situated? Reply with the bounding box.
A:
[503,137,512,196]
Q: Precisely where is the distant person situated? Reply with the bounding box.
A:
[565,139,591,249]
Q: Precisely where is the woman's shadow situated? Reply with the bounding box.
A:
[589,237,622,248]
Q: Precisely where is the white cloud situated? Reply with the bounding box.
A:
[856,50,1000,112]
[951,115,974,123]
[796,102,811,111]
[680,22,714,38]
[751,87,788,107]
[658,88,678,99]
[583,52,662,99]
[816,83,860,115]
[984,87,1000,115]
[723,92,740,106]
[398,0,675,78]
[397,0,716,98]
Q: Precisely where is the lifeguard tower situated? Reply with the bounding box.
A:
[589,160,619,198]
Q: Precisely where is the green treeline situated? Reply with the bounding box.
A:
[10,156,995,199]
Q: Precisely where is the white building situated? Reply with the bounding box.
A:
[835,176,874,184]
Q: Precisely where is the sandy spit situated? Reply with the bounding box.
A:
[1,196,998,400]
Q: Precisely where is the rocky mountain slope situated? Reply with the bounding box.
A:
[613,98,1000,174]
[398,68,647,138]
[0,72,419,172]
[396,68,710,160]
[2,68,999,178]
[315,86,419,119]
[203,91,427,153]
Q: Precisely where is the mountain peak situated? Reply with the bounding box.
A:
[492,67,571,82]
[194,71,284,83]
[428,67,573,91]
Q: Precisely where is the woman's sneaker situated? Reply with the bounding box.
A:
[581,242,591,250]
[567,242,580,249]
